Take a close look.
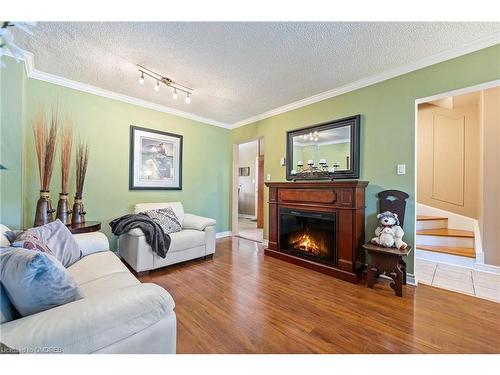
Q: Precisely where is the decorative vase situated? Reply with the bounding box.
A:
[71,197,86,225]
[34,191,55,227]
[56,193,72,225]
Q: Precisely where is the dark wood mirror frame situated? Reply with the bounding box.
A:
[286,114,361,181]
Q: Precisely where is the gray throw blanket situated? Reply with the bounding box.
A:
[109,213,171,258]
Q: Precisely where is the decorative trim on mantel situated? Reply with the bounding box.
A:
[231,32,500,128]
[16,50,232,129]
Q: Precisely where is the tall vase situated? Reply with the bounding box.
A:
[56,193,72,225]
[71,197,86,225]
[34,191,55,227]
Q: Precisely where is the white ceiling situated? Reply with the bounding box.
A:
[13,22,500,127]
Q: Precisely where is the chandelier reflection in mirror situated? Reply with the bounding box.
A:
[137,65,193,104]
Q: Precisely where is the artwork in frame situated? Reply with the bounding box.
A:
[129,125,183,190]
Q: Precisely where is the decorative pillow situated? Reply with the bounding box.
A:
[11,231,53,254]
[143,207,182,234]
[0,282,19,323]
[9,220,81,267]
[0,247,82,317]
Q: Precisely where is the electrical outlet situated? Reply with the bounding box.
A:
[266,173,271,181]
[397,164,406,175]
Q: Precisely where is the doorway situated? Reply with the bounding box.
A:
[233,139,264,242]
[414,80,500,303]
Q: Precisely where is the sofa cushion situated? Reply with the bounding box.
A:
[167,229,206,253]
[0,247,82,317]
[134,202,185,223]
[0,283,174,354]
[0,224,11,248]
[68,251,129,286]
[78,272,139,298]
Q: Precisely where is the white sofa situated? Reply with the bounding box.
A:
[118,202,216,274]
[0,227,177,354]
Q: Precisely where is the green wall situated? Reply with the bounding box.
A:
[231,44,500,274]
[0,57,231,247]
[0,58,24,229]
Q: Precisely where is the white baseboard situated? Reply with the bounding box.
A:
[238,214,256,220]
[216,231,232,239]
[379,273,417,286]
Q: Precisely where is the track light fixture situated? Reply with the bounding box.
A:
[137,64,193,104]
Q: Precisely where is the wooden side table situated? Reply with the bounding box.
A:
[363,243,412,297]
[66,221,101,234]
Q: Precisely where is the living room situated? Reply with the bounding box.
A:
[1,1,499,372]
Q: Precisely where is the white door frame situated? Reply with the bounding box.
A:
[413,79,500,282]
[232,138,263,235]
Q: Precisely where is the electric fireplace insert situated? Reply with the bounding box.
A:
[279,208,336,266]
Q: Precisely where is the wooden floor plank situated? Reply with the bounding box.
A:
[140,237,500,353]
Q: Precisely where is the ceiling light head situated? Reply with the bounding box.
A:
[173,89,178,100]
[185,93,191,104]
[154,80,160,91]
[139,72,144,85]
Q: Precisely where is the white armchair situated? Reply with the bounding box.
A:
[118,202,216,274]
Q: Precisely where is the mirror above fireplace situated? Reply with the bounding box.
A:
[286,115,360,180]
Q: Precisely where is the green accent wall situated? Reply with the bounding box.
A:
[0,57,231,248]
[231,44,500,274]
[0,58,24,229]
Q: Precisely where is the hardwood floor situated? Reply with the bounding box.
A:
[140,237,500,354]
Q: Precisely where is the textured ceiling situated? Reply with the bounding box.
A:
[13,22,500,126]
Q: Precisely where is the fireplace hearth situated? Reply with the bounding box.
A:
[280,208,336,266]
[265,181,368,283]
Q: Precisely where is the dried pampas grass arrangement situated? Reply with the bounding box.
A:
[75,141,89,199]
[60,121,73,194]
[32,107,59,226]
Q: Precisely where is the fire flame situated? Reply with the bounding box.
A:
[295,233,320,253]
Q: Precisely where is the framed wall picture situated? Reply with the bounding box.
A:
[129,125,183,190]
[239,167,250,176]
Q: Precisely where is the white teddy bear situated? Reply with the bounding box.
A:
[371,211,407,250]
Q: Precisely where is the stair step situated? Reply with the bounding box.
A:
[416,245,475,258]
[417,215,448,221]
[416,228,474,238]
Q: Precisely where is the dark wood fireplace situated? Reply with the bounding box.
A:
[265,181,368,283]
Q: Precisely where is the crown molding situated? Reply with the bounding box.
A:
[17,51,231,129]
[230,32,500,129]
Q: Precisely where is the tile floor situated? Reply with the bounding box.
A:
[237,217,264,242]
[416,258,500,303]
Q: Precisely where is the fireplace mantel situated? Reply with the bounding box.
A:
[265,181,369,283]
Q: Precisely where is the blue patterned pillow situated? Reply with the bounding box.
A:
[0,247,82,317]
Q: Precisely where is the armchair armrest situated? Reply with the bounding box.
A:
[182,213,216,231]
[0,283,174,354]
[74,232,109,257]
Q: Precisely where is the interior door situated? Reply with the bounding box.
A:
[257,155,264,228]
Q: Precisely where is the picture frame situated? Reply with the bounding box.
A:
[129,125,183,190]
[239,167,250,176]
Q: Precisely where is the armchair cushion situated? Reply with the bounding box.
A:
[0,283,174,354]
[182,213,216,231]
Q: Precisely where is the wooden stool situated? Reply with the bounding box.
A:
[363,243,412,297]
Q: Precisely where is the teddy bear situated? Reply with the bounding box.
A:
[371,211,407,250]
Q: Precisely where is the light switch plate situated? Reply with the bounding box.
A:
[266,173,271,181]
[397,164,406,175]
[280,157,286,166]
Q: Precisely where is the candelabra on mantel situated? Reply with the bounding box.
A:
[290,159,336,180]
